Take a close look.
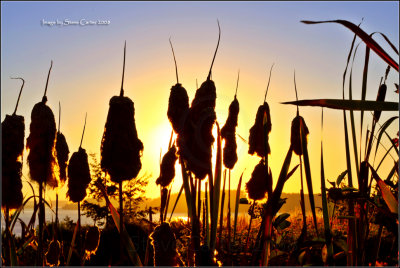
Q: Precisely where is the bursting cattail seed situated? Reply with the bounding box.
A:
[156,145,178,187]
[150,222,179,266]
[290,115,309,156]
[246,160,271,201]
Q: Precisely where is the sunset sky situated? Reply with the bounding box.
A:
[1,1,399,202]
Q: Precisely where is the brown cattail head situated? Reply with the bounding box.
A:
[290,115,309,156]
[168,83,189,134]
[150,222,179,266]
[45,239,61,266]
[221,96,240,169]
[67,147,91,203]
[178,107,216,180]
[246,160,272,201]
[2,114,25,162]
[2,161,23,209]
[156,145,178,187]
[248,102,271,157]
[56,132,69,184]
[373,83,387,122]
[84,226,100,253]
[101,95,143,183]
[359,161,369,194]
[26,100,58,188]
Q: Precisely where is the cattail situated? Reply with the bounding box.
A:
[246,160,272,201]
[221,71,240,169]
[290,71,309,156]
[150,222,179,266]
[84,226,100,253]
[55,103,69,184]
[179,21,221,180]
[359,161,369,193]
[101,42,143,183]
[248,64,274,158]
[45,239,61,266]
[156,145,178,187]
[167,38,189,134]
[26,62,58,188]
[248,102,271,157]
[2,77,25,209]
[67,114,91,203]
[373,83,387,122]
[290,115,309,156]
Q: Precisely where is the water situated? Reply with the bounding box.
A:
[1,208,93,236]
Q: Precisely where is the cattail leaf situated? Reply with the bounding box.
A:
[368,163,398,214]
[375,116,398,157]
[10,195,37,232]
[210,123,222,251]
[348,70,360,179]
[9,230,19,266]
[233,171,244,242]
[169,184,184,221]
[360,46,370,153]
[180,157,193,221]
[301,20,399,71]
[66,218,79,266]
[336,170,348,187]
[320,114,334,265]
[16,235,35,255]
[273,213,290,228]
[300,118,319,236]
[282,99,398,111]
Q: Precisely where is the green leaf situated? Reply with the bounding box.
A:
[301,19,399,71]
[368,163,398,214]
[277,219,291,231]
[273,213,290,228]
[336,170,348,186]
[169,184,184,222]
[282,99,398,111]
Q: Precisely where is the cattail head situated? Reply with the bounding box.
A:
[222,133,238,170]
[290,115,309,156]
[248,102,271,157]
[84,226,100,254]
[101,95,143,183]
[2,114,25,162]
[101,43,143,183]
[246,160,272,200]
[67,147,91,203]
[156,145,178,187]
[221,97,239,138]
[168,83,189,134]
[373,83,387,122]
[2,161,23,209]
[56,132,69,184]
[45,239,61,266]
[26,101,58,188]
[150,222,179,266]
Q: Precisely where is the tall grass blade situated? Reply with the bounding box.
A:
[360,46,370,160]
[375,116,398,157]
[180,157,193,219]
[301,19,399,71]
[282,99,398,111]
[348,69,360,179]
[169,184,184,221]
[66,218,79,266]
[321,109,334,265]
[210,123,222,251]
[218,170,227,248]
[300,117,319,235]
[233,171,244,242]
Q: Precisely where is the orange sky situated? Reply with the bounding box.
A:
[1,2,398,203]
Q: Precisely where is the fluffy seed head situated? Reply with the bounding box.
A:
[168,83,189,134]
[56,132,69,184]
[290,115,309,156]
[26,101,58,187]
[67,147,91,203]
[248,102,271,157]
[246,160,271,200]
[101,95,143,183]
[156,145,178,187]
[84,226,100,253]
[150,222,179,266]
[46,239,61,266]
